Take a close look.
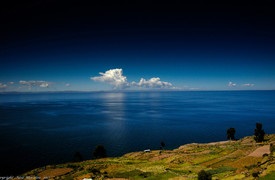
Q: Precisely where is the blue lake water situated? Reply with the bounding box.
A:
[0,91,275,175]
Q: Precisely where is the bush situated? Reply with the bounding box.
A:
[160,141,166,149]
[227,127,236,140]
[252,172,259,178]
[198,170,212,180]
[93,145,107,159]
[254,123,265,142]
[73,151,83,162]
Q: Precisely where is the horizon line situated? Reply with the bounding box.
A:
[1,89,275,94]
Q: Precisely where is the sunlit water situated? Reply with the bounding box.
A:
[1,91,275,175]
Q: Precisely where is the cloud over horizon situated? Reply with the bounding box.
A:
[228,81,255,88]
[91,68,175,89]
[91,68,129,89]
[19,80,51,88]
[132,77,173,88]
[242,83,255,87]
[0,83,7,89]
[228,81,237,87]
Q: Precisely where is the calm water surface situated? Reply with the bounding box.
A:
[0,91,275,175]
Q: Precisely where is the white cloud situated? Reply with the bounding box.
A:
[91,68,175,90]
[39,82,50,88]
[0,83,7,89]
[19,80,51,88]
[132,77,173,88]
[9,82,14,85]
[228,81,237,87]
[19,80,35,86]
[243,83,255,87]
[65,83,71,87]
[228,82,255,88]
[91,68,129,89]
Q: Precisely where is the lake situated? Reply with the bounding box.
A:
[0,91,275,175]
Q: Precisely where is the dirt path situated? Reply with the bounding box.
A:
[248,145,270,157]
[208,140,229,145]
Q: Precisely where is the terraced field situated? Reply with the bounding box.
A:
[22,134,275,180]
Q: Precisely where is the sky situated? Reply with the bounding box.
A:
[0,0,275,92]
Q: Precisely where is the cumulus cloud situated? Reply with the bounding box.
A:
[91,68,175,90]
[91,68,129,89]
[39,82,50,88]
[65,83,71,87]
[132,77,173,88]
[0,83,7,89]
[19,80,51,88]
[243,83,255,87]
[228,81,237,87]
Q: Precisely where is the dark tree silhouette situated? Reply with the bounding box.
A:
[73,151,83,162]
[254,123,265,142]
[198,170,212,180]
[160,141,165,150]
[227,128,236,140]
[93,145,107,159]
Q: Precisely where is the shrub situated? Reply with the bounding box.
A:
[198,170,212,180]
[93,145,107,159]
[73,151,83,162]
[160,141,166,150]
[252,172,259,178]
[254,123,265,142]
[227,127,236,140]
[88,168,100,174]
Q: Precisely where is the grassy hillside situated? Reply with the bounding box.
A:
[22,134,275,180]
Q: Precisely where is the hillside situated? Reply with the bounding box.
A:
[22,134,275,180]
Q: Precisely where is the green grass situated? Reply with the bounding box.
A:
[260,171,275,180]
[207,166,237,175]
[145,172,179,180]
[110,169,152,179]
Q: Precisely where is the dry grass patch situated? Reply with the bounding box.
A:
[38,168,73,178]
[202,149,246,167]
[229,156,262,170]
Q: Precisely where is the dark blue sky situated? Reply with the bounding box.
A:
[1,0,275,91]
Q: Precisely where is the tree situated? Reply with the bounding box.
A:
[198,170,212,180]
[160,141,166,150]
[254,123,265,142]
[227,128,236,140]
[73,151,83,162]
[93,145,107,159]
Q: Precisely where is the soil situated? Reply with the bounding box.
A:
[248,145,270,157]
